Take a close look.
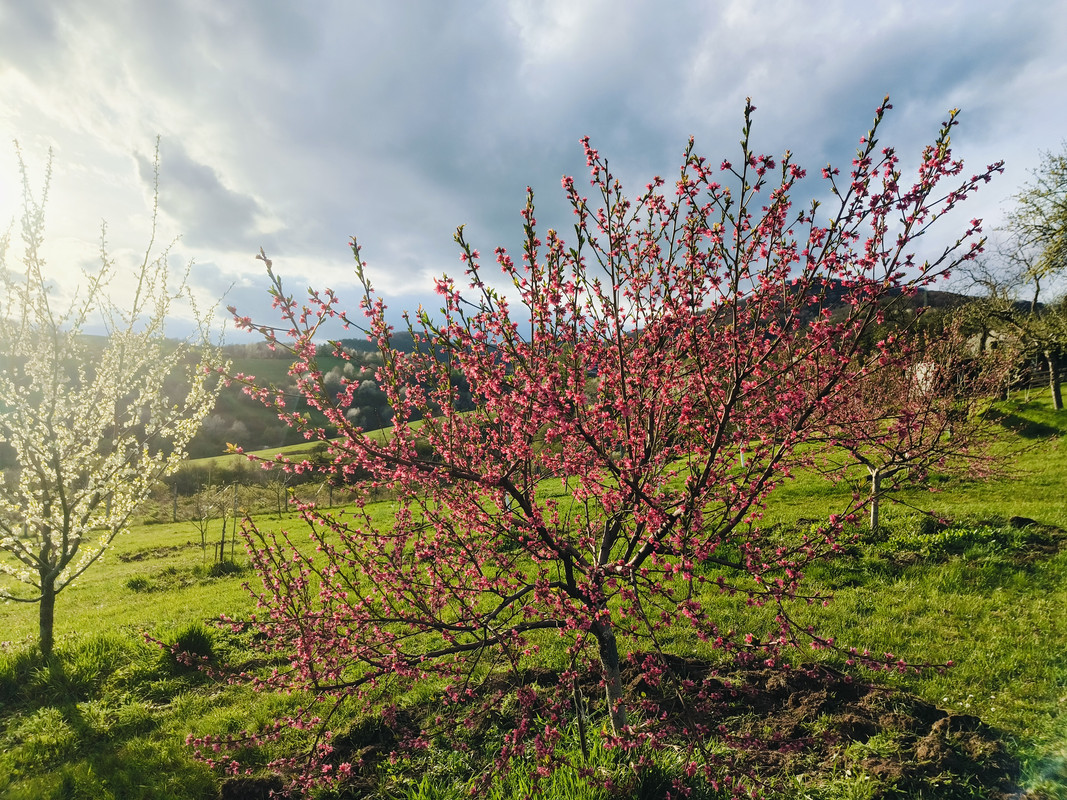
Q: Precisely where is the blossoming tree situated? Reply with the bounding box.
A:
[217,99,1001,790]
[0,150,224,658]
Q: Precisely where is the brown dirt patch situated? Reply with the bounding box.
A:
[706,664,1017,797]
[326,657,1019,798]
[117,541,201,562]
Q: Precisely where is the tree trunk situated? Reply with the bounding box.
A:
[1046,350,1063,411]
[232,483,240,560]
[869,468,882,533]
[39,574,56,659]
[592,618,628,733]
[219,514,227,564]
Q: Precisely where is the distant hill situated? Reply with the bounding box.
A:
[186,345,365,459]
[335,330,419,354]
[190,287,989,458]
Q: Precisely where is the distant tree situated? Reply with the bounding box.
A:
[966,144,1067,408]
[813,319,1013,531]
[990,240,1066,408]
[191,484,225,558]
[265,471,294,520]
[0,147,224,658]
[1031,294,1067,406]
[1004,144,1067,304]
[208,99,1001,792]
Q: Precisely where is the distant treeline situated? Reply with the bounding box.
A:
[183,331,472,461]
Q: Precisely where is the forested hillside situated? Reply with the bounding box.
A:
[185,331,467,458]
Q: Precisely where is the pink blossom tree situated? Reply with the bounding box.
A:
[208,99,1002,791]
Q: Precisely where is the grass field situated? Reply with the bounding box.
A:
[1,392,1064,799]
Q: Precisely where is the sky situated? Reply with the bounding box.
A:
[1,0,1066,340]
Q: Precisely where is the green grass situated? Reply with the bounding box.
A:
[184,409,409,471]
[0,521,255,645]
[0,392,1064,798]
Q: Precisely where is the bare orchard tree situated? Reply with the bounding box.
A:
[813,318,1013,531]
[0,147,225,657]
[191,484,226,559]
[1003,143,1067,305]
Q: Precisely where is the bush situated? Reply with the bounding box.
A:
[126,576,153,593]
[206,560,243,579]
[160,623,215,677]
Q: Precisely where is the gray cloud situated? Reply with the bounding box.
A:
[0,3,61,82]
[135,139,266,248]
[2,0,1066,337]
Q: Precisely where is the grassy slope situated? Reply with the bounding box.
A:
[0,392,1064,798]
[186,412,404,471]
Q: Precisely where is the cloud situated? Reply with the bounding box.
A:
[135,139,269,249]
[1,0,1066,339]
[0,3,61,83]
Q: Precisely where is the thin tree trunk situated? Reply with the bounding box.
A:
[232,483,239,560]
[1046,350,1063,411]
[869,468,882,533]
[592,618,628,733]
[39,574,56,659]
[573,680,589,762]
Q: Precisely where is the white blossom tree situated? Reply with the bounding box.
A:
[0,149,225,657]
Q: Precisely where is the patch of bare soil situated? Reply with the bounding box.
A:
[219,775,283,800]
[117,541,201,562]
[316,657,1019,799]
[698,663,1018,798]
[1005,518,1067,563]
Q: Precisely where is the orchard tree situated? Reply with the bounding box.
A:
[210,99,1001,791]
[0,149,225,658]
[965,249,1066,408]
[966,144,1067,408]
[812,318,1013,532]
[1004,143,1067,304]
[191,484,226,559]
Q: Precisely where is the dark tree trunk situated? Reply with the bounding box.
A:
[592,618,628,733]
[39,575,56,659]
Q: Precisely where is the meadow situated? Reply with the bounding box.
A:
[0,392,1064,799]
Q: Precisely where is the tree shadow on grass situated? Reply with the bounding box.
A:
[985,408,1064,439]
[0,637,219,800]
